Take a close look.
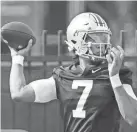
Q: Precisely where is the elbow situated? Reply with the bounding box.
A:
[11,93,23,102]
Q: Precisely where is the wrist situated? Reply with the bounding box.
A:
[10,48,18,56]
[110,73,122,89]
[12,55,24,66]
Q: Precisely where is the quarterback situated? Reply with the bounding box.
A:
[6,13,137,132]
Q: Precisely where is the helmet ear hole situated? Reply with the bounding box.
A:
[71,40,76,44]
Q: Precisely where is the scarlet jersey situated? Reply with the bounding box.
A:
[53,63,132,132]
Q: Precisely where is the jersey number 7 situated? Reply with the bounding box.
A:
[72,80,93,118]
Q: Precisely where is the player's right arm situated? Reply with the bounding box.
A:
[8,39,57,103]
[10,62,57,103]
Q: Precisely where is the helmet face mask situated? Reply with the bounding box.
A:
[84,32,111,60]
[66,12,112,62]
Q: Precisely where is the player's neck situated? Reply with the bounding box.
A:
[78,57,95,72]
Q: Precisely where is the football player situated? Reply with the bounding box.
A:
[7,12,137,132]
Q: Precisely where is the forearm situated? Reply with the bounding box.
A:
[110,74,137,129]
[10,56,26,96]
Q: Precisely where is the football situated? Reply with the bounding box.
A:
[1,21,36,51]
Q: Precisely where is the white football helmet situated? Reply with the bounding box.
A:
[65,12,112,60]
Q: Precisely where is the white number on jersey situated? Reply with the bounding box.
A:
[72,80,93,118]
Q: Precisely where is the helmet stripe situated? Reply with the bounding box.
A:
[97,14,107,27]
[94,14,104,26]
[90,13,100,26]
[102,19,107,27]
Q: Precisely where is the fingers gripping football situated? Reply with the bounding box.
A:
[6,39,33,57]
[106,46,125,77]
[17,39,33,56]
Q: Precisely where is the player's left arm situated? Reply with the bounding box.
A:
[106,46,137,130]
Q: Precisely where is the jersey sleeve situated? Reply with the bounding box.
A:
[29,76,57,103]
[119,67,132,86]
[120,66,137,98]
